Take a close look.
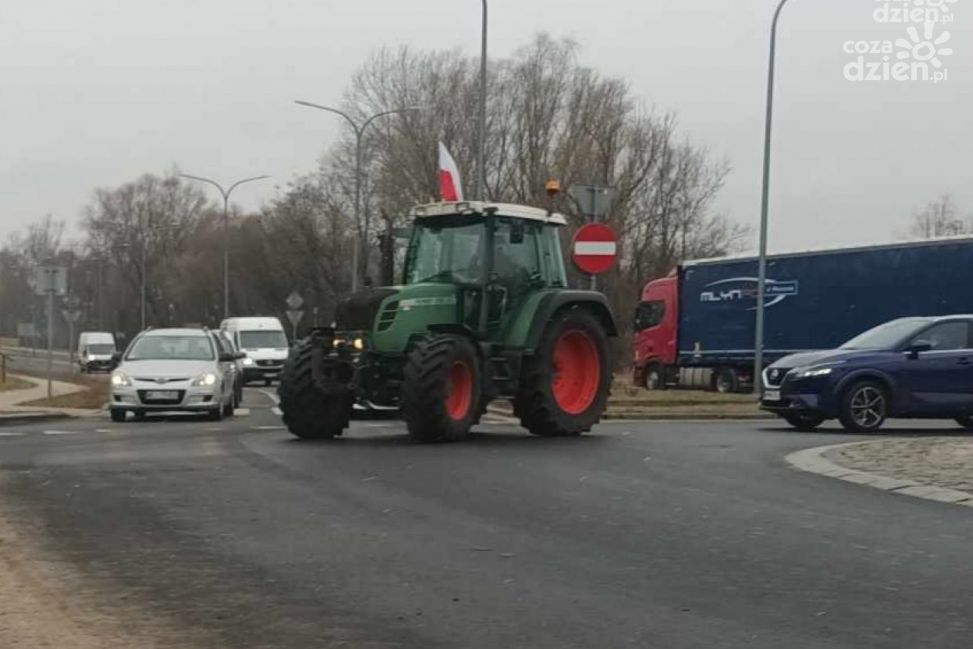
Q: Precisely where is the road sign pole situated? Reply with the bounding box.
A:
[46,279,54,400]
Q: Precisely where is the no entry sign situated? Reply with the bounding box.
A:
[571,223,618,275]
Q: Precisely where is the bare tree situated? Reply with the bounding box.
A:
[909,194,968,238]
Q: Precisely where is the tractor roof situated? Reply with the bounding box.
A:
[411,201,568,226]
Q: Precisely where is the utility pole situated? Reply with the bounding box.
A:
[294,101,420,293]
[180,174,269,319]
[475,0,488,200]
[754,0,793,393]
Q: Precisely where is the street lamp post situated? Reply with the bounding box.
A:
[475,0,488,201]
[754,0,792,393]
[180,174,269,320]
[293,101,420,294]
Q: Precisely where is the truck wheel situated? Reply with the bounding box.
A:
[713,367,740,393]
[645,364,666,391]
[109,408,126,423]
[513,309,611,437]
[783,413,824,431]
[838,380,887,433]
[401,335,482,443]
[278,340,352,440]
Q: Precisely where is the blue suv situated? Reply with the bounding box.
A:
[761,316,973,432]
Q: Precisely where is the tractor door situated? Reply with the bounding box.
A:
[487,218,543,336]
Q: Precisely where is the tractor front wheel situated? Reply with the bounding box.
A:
[401,335,483,443]
[278,339,352,440]
[514,310,611,436]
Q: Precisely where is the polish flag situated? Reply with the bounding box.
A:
[438,142,464,202]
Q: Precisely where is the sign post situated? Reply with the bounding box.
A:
[35,265,67,399]
[62,298,82,373]
[285,291,305,342]
[568,184,617,290]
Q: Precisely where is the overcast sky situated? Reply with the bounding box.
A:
[1,0,969,252]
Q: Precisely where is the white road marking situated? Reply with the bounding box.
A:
[0,432,25,437]
[43,430,79,435]
[253,425,286,431]
[95,429,113,433]
[206,427,224,431]
[234,408,251,416]
[256,389,280,405]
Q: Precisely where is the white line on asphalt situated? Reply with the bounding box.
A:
[43,430,79,435]
[256,389,280,405]
[253,425,286,431]
[207,427,224,431]
[0,432,25,437]
[95,429,113,433]
[234,408,251,416]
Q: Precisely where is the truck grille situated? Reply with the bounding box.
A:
[256,360,281,368]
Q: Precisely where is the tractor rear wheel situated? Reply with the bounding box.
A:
[514,309,611,436]
[278,339,352,440]
[401,335,483,443]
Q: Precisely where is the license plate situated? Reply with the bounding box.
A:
[145,390,178,400]
[763,390,781,402]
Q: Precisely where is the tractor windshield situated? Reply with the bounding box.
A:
[405,218,487,285]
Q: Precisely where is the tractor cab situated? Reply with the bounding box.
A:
[403,202,569,336]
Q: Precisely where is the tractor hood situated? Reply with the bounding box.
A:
[335,287,399,330]
[358,283,464,353]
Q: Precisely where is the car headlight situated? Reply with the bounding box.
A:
[191,372,219,387]
[242,357,254,366]
[111,371,131,387]
[353,337,365,351]
[797,366,836,378]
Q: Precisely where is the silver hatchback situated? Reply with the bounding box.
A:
[109,328,242,422]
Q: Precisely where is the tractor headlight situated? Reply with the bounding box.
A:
[242,357,254,366]
[111,371,131,387]
[191,372,219,387]
[353,337,365,351]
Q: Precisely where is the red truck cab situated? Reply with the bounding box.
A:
[632,273,679,389]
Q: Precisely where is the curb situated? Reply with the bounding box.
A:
[785,441,973,509]
[0,412,73,427]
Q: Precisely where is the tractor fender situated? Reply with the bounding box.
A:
[509,290,618,351]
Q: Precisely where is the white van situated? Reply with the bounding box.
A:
[220,317,289,385]
[77,331,117,373]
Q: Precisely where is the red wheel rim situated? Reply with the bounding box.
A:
[552,330,601,415]
[446,361,473,421]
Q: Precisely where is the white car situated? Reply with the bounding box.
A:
[109,328,242,422]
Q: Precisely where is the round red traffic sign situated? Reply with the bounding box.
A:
[571,223,618,275]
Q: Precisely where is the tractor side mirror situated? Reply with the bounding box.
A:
[510,220,525,244]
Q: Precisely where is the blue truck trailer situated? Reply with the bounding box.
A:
[633,235,973,392]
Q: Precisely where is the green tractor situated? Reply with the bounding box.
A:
[277,200,617,442]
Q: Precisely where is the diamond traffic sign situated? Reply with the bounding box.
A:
[285,291,304,310]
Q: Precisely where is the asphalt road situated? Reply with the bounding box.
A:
[1,392,972,648]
